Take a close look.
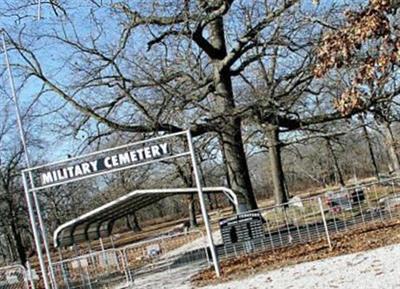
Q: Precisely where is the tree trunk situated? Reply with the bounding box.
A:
[210,16,257,212]
[174,162,198,227]
[5,233,16,262]
[218,136,231,210]
[266,124,288,205]
[10,220,27,265]
[325,138,345,186]
[383,121,400,173]
[220,124,257,211]
[360,115,380,179]
[188,193,198,228]
[199,161,214,210]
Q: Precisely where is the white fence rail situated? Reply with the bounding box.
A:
[214,177,400,259]
[52,230,207,289]
[0,264,32,289]
[18,177,400,289]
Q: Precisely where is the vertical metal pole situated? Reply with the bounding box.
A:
[87,242,96,265]
[109,236,115,249]
[21,173,51,289]
[123,249,133,283]
[58,249,71,289]
[37,0,42,20]
[318,197,332,250]
[388,181,395,220]
[84,266,92,289]
[2,33,57,289]
[109,236,121,271]
[99,238,105,252]
[265,212,275,251]
[99,238,110,272]
[187,130,221,277]
[35,196,58,289]
[200,230,210,264]
[74,245,86,289]
[26,261,36,289]
[119,250,129,284]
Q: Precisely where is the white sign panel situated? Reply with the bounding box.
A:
[40,143,170,186]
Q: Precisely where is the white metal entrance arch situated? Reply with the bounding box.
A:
[21,130,222,289]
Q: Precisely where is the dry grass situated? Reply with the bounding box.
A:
[192,220,400,287]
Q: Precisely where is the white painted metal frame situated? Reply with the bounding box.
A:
[23,130,190,191]
[20,130,221,282]
[37,0,42,20]
[2,33,57,289]
[187,131,221,276]
[0,264,30,289]
[53,186,238,247]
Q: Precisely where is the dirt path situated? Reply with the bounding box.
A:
[127,243,400,289]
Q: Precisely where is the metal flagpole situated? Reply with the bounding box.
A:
[2,33,57,289]
[187,130,221,277]
[37,0,42,20]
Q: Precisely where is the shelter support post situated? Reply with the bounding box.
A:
[99,238,105,252]
[110,236,115,249]
[87,242,96,265]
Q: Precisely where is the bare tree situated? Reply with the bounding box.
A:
[359,114,380,179]
[0,148,29,265]
[1,0,317,210]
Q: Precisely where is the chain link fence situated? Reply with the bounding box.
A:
[53,248,126,289]
[123,230,208,278]
[52,230,208,289]
[215,177,400,260]
[24,177,400,289]
[0,264,32,289]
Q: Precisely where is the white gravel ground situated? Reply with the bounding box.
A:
[132,243,400,289]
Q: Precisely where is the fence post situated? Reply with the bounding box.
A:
[199,230,210,264]
[0,265,31,289]
[119,249,130,285]
[84,265,93,289]
[123,249,133,283]
[26,261,36,289]
[99,238,111,273]
[61,263,71,289]
[74,245,87,289]
[318,197,332,250]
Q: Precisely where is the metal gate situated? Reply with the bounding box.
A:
[0,265,30,289]
[53,230,210,289]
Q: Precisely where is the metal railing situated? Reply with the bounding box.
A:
[122,230,208,279]
[0,264,31,289]
[38,177,400,289]
[52,230,208,289]
[214,177,400,260]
